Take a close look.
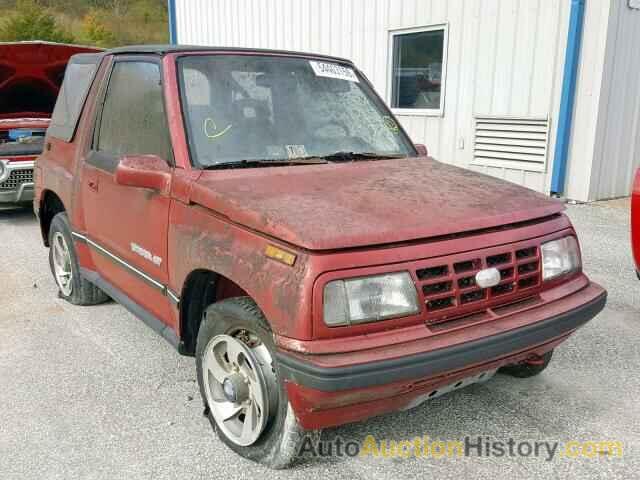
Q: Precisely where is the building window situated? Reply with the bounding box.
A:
[389,25,448,115]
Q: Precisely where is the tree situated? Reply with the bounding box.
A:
[0,0,75,43]
[82,10,116,47]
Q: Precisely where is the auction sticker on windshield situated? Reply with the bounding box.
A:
[285,144,308,158]
[309,61,359,82]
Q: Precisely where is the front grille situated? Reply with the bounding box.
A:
[417,242,541,325]
[0,168,33,190]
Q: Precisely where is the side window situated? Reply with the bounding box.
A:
[97,61,172,161]
[49,58,99,141]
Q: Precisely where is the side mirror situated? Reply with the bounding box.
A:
[115,154,171,195]
[414,144,428,156]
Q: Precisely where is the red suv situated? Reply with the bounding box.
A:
[35,46,606,468]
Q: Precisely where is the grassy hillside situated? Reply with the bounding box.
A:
[0,0,169,47]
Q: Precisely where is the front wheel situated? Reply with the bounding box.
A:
[196,297,320,469]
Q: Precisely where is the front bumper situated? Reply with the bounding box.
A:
[0,160,34,207]
[278,280,606,429]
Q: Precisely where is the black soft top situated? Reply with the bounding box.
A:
[100,44,354,65]
[66,45,354,83]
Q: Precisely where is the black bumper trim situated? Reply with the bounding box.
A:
[277,290,607,392]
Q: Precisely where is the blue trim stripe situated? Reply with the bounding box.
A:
[551,0,586,194]
[168,0,178,45]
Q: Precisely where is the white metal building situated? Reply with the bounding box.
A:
[170,0,640,201]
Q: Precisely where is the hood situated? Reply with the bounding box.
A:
[191,157,564,251]
[0,41,102,120]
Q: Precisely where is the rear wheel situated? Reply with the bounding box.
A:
[48,212,109,305]
[500,350,553,378]
[196,297,319,469]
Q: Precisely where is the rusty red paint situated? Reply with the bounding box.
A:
[35,46,606,432]
[191,158,564,251]
[115,155,172,196]
[168,202,314,338]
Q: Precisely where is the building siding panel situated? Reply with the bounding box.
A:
[589,1,640,200]
[175,0,575,195]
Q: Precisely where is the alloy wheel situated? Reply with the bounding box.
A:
[52,231,73,296]
[203,331,278,446]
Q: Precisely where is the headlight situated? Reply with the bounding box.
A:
[541,236,581,281]
[323,271,420,326]
[0,160,6,180]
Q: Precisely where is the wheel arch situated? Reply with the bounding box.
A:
[178,268,253,355]
[39,189,66,247]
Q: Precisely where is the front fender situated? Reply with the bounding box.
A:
[168,202,314,340]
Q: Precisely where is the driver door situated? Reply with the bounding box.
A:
[81,56,174,326]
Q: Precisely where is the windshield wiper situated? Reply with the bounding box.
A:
[201,152,405,170]
[203,157,328,170]
[318,151,407,162]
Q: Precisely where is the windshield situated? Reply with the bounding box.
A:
[177,55,415,167]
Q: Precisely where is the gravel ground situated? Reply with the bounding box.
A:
[0,200,637,479]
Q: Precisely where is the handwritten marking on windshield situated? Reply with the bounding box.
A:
[204,117,232,139]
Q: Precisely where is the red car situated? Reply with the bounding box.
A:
[35,46,606,468]
[0,41,100,209]
[633,169,640,276]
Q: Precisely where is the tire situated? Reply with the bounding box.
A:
[48,212,109,305]
[499,350,553,378]
[196,297,320,469]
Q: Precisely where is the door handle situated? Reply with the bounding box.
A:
[88,180,98,192]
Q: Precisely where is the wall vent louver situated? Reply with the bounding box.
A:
[473,116,550,172]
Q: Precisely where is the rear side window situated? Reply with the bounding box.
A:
[48,55,100,142]
[96,61,171,162]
